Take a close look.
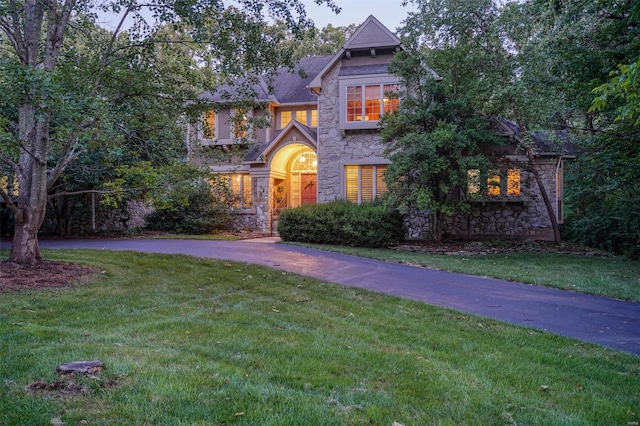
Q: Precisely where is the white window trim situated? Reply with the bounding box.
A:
[339,75,400,130]
[278,109,318,129]
[344,164,388,204]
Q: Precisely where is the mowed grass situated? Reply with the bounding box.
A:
[293,244,640,302]
[0,249,639,425]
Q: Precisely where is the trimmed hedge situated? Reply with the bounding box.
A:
[277,200,405,248]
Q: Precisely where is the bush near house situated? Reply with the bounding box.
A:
[144,184,234,234]
[278,200,405,247]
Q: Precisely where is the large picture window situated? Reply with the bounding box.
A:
[345,165,387,203]
[346,84,399,122]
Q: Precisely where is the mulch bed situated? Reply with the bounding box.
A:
[0,260,98,293]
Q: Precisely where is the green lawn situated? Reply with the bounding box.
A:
[1,249,638,425]
[291,244,640,302]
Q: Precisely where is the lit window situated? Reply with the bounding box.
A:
[507,168,520,195]
[467,168,521,197]
[234,109,247,139]
[203,111,216,138]
[310,110,318,127]
[295,110,307,125]
[364,85,381,121]
[347,86,363,122]
[345,165,387,203]
[468,169,480,195]
[383,84,400,114]
[280,111,292,128]
[347,84,400,122]
[229,174,252,209]
[487,170,501,196]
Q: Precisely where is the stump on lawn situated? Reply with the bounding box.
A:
[57,360,105,375]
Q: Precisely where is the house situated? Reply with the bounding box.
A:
[188,15,574,241]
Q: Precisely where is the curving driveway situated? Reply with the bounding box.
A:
[35,237,640,357]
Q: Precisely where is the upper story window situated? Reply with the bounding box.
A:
[203,111,216,139]
[346,84,399,122]
[468,168,521,197]
[278,109,318,129]
[233,109,247,139]
[295,111,307,125]
[339,75,400,130]
[280,111,292,128]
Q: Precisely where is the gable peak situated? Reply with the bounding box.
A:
[343,15,401,50]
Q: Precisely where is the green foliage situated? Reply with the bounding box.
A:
[591,57,640,126]
[563,132,640,259]
[144,182,234,234]
[0,250,638,424]
[277,200,405,247]
[381,51,497,238]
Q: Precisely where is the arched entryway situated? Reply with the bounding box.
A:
[269,143,317,210]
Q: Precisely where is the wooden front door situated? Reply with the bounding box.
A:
[300,174,317,205]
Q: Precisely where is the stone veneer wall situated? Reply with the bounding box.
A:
[316,63,389,203]
[444,159,559,241]
[233,176,271,233]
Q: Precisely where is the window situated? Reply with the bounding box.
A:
[507,168,521,195]
[225,174,252,209]
[345,165,387,203]
[487,170,501,196]
[233,109,247,139]
[203,111,216,138]
[383,84,400,114]
[280,111,292,128]
[278,110,318,129]
[347,84,399,122]
[467,168,521,197]
[295,110,307,125]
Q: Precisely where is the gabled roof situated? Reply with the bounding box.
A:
[491,116,576,158]
[343,15,402,50]
[244,120,317,162]
[308,15,404,91]
[200,56,332,106]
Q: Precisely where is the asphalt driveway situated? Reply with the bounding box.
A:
[33,237,640,357]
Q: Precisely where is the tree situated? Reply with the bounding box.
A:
[0,0,338,264]
[400,0,567,241]
[381,52,496,240]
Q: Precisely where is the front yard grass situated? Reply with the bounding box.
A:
[292,244,640,302]
[1,249,638,425]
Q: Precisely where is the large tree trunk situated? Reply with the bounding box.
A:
[9,208,43,264]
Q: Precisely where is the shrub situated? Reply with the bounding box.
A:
[145,183,234,234]
[277,200,405,247]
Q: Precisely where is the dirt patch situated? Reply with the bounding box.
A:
[27,377,119,399]
[0,261,98,293]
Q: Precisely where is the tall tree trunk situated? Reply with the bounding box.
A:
[526,147,561,243]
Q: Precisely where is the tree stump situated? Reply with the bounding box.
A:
[56,360,105,375]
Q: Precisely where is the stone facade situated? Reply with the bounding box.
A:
[189,15,571,241]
